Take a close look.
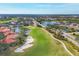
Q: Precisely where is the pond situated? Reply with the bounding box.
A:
[15,26,20,33]
[41,21,60,27]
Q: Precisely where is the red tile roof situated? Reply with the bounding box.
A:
[0,27,17,44]
[3,38,16,44]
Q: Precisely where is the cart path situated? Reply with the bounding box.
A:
[42,28,74,56]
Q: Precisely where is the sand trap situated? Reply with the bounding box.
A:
[14,36,34,52]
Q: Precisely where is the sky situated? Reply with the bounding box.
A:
[0,3,79,14]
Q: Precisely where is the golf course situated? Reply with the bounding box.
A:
[12,26,70,56]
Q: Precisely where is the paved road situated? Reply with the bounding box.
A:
[32,18,46,28]
[42,28,74,56]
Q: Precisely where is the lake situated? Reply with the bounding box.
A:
[41,21,60,27]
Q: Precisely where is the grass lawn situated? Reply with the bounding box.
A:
[62,40,79,56]
[0,20,12,23]
[11,26,70,56]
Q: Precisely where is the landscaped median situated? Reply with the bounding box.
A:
[12,26,70,56]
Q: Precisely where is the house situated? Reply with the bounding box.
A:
[68,23,79,30]
[0,27,17,44]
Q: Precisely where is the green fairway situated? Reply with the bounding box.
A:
[12,27,70,56]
